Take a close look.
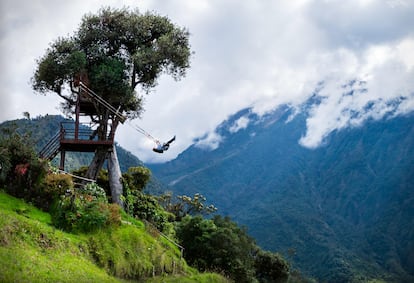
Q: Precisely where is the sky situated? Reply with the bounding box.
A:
[1,0,414,163]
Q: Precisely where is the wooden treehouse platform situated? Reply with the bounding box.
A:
[39,121,115,170]
[39,81,127,171]
[59,121,114,152]
[59,139,113,152]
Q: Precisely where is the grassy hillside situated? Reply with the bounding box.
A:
[0,191,229,283]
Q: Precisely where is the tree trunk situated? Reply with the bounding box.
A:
[85,146,108,180]
[85,114,123,207]
[108,145,124,208]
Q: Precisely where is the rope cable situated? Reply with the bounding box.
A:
[77,82,161,146]
[79,82,127,123]
[127,121,160,145]
[58,169,96,183]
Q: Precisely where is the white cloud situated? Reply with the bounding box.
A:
[194,131,223,151]
[1,0,414,163]
[229,116,250,133]
[299,38,414,148]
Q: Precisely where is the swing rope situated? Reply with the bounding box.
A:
[79,82,127,123]
[77,82,162,147]
[127,122,161,145]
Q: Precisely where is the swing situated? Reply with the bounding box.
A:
[78,83,175,154]
[129,123,175,154]
[152,135,176,153]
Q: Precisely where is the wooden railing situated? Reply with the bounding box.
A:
[38,131,61,160]
[60,122,113,142]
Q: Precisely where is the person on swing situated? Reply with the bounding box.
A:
[153,135,176,153]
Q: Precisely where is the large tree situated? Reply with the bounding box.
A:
[32,7,191,204]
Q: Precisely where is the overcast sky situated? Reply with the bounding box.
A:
[1,0,414,163]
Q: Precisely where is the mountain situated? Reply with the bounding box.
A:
[149,106,414,282]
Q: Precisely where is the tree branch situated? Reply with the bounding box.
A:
[131,64,137,89]
[56,92,76,105]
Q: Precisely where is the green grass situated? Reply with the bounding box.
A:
[0,192,118,282]
[0,191,229,283]
[86,224,189,279]
[0,244,120,283]
[0,191,52,225]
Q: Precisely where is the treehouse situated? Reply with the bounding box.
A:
[39,82,126,170]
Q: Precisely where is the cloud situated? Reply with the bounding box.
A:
[299,38,414,148]
[1,0,414,163]
[194,131,223,151]
[229,116,250,133]
[305,0,414,48]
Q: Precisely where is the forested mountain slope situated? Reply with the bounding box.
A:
[150,106,414,282]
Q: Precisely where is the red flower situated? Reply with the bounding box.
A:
[15,163,29,176]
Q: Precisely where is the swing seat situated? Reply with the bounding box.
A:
[153,147,164,153]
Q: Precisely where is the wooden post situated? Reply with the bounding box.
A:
[60,150,65,171]
[59,124,65,170]
[75,94,80,140]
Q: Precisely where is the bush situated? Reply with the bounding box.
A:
[0,129,48,203]
[44,173,74,195]
[121,171,174,236]
[254,250,290,283]
[71,166,110,194]
[51,182,121,233]
[37,173,74,210]
[129,191,175,236]
[79,182,108,201]
[122,166,151,191]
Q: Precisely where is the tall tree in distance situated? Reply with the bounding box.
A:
[32,7,191,205]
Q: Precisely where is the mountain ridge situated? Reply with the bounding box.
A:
[149,105,414,282]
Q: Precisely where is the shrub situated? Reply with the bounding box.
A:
[121,171,174,236]
[44,173,74,195]
[38,173,74,210]
[71,167,110,197]
[122,166,151,191]
[51,182,121,233]
[129,191,175,236]
[79,182,107,201]
[254,250,290,283]
[0,129,48,203]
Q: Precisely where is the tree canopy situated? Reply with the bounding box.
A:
[32,7,191,120]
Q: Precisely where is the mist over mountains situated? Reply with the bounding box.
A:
[149,102,414,282]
